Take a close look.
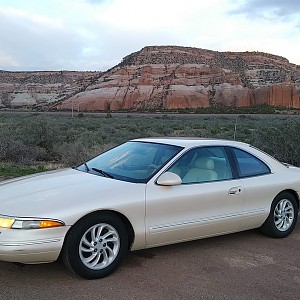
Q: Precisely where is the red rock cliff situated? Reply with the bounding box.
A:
[1,46,299,110]
[58,46,300,110]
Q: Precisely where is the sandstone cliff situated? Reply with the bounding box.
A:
[0,71,101,108]
[1,46,299,110]
[58,46,300,110]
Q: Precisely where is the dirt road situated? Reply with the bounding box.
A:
[1,221,300,300]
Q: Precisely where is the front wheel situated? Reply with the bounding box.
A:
[62,212,128,279]
[260,192,298,238]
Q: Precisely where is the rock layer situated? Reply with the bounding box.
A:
[59,46,300,110]
[1,46,299,110]
[0,71,101,108]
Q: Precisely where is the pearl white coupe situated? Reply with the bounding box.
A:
[0,138,299,279]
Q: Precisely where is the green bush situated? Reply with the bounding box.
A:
[0,112,299,178]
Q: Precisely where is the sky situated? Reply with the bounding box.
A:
[0,0,299,71]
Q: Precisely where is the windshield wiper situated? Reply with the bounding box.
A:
[91,168,114,179]
[84,163,90,172]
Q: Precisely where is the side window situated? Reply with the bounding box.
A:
[231,148,270,178]
[168,146,233,184]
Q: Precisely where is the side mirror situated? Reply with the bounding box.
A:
[156,172,182,186]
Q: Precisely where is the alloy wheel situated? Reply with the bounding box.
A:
[274,199,295,232]
[79,223,120,270]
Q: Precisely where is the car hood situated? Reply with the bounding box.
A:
[0,168,91,197]
[0,168,144,221]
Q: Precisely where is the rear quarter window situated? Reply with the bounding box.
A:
[232,148,271,178]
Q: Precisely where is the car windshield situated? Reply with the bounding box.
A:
[76,141,183,183]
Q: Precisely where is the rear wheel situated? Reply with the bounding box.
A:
[260,192,298,238]
[62,212,128,279]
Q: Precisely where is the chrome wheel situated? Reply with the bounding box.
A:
[274,199,295,232]
[79,223,120,270]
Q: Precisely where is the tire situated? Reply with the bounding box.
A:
[62,212,128,279]
[260,192,298,238]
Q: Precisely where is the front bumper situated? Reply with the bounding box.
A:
[0,226,71,264]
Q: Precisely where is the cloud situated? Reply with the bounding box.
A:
[84,0,110,4]
[0,0,209,70]
[229,0,300,19]
[0,51,21,68]
[0,8,85,70]
[0,0,299,71]
[226,0,300,64]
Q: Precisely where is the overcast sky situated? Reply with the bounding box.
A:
[0,0,299,71]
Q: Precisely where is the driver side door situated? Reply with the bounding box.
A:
[145,146,244,247]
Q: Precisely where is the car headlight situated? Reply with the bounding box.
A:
[0,216,64,229]
[0,217,14,228]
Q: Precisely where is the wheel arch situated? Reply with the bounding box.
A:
[277,189,300,210]
[65,210,135,251]
[260,189,299,238]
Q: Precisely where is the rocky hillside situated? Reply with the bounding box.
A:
[0,70,101,108]
[1,46,300,110]
[58,46,300,110]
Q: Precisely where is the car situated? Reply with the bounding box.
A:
[0,138,299,279]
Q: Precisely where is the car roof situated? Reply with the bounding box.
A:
[132,137,249,148]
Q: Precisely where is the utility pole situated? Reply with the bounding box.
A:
[71,99,74,118]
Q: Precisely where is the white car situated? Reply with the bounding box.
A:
[0,138,299,279]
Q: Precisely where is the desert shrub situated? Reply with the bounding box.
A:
[0,112,300,172]
[0,163,48,177]
[249,120,300,166]
[0,135,42,165]
[54,139,116,167]
[54,141,91,166]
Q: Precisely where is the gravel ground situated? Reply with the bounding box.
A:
[1,219,300,300]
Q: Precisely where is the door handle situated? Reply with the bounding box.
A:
[228,187,242,195]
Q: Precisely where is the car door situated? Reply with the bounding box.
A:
[229,147,275,230]
[145,146,244,248]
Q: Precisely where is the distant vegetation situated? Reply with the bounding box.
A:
[48,104,300,115]
[0,112,300,177]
